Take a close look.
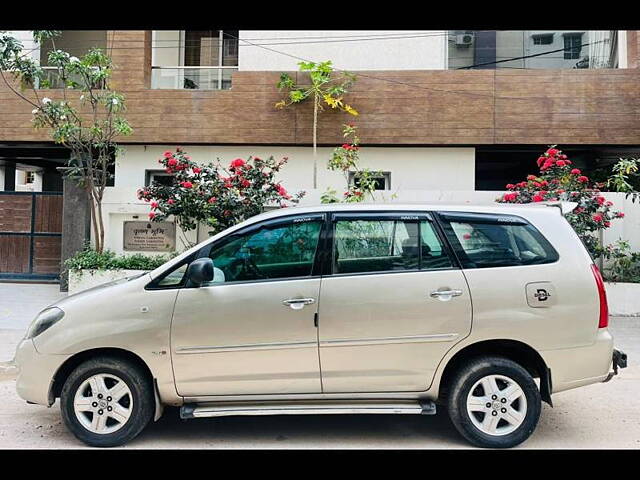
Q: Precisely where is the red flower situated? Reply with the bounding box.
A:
[533,195,544,202]
[163,151,173,158]
[148,212,156,219]
[150,201,159,209]
[241,179,251,188]
[617,212,625,218]
[556,160,566,167]
[596,196,605,205]
[192,167,202,174]
[208,197,217,204]
[527,175,536,181]
[503,192,518,202]
[167,199,175,205]
[604,222,611,227]
[546,148,559,156]
[593,214,603,222]
[578,176,589,183]
[167,158,178,167]
[571,168,581,175]
[276,184,290,198]
[180,181,193,188]
[165,168,174,174]
[230,158,245,169]
[537,156,546,167]
[506,184,515,190]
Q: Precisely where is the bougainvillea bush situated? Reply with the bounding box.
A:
[137,148,305,241]
[496,146,624,258]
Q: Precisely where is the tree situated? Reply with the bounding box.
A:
[138,148,305,247]
[0,31,132,253]
[320,123,386,203]
[275,60,358,189]
[496,146,623,258]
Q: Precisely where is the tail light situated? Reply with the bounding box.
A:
[591,264,609,328]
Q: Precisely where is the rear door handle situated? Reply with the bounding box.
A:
[430,289,463,301]
[282,298,316,310]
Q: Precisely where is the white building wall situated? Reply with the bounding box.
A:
[101,145,475,253]
[238,31,447,71]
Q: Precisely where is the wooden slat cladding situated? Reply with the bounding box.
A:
[0,31,639,146]
[0,195,32,233]
[34,195,63,233]
[32,236,61,274]
[0,236,30,273]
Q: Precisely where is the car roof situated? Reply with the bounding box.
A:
[248,201,565,222]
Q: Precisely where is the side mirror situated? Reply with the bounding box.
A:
[186,257,214,287]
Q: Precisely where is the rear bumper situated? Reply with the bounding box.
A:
[539,329,614,394]
[602,348,628,383]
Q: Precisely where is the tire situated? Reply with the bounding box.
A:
[447,356,541,448]
[60,356,154,447]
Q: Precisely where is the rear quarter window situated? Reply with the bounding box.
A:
[438,212,559,269]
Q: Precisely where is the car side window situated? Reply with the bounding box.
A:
[420,221,453,269]
[439,213,559,268]
[206,219,323,284]
[333,219,420,274]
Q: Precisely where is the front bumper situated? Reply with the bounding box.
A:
[14,338,70,406]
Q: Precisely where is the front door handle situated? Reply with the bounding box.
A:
[282,298,316,310]
[430,289,463,301]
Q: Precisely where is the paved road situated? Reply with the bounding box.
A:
[0,282,638,449]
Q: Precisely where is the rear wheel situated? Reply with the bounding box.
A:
[60,356,154,447]
[447,356,541,448]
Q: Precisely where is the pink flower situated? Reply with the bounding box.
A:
[571,168,581,175]
[593,214,603,222]
[230,158,245,169]
[241,179,251,188]
[192,167,202,174]
[546,148,559,156]
[148,212,156,219]
[596,196,605,205]
[167,158,178,167]
[617,212,625,218]
[163,151,173,158]
[150,201,159,209]
[208,197,216,204]
[180,181,193,188]
[533,195,544,202]
[604,222,611,227]
[506,183,515,190]
[556,160,566,167]
[578,176,589,183]
[167,199,175,205]
[527,175,536,181]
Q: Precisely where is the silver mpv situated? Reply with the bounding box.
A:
[14,203,627,448]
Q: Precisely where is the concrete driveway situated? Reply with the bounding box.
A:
[0,282,638,449]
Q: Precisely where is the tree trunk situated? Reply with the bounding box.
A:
[313,97,318,189]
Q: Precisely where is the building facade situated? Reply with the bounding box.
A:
[1,30,639,285]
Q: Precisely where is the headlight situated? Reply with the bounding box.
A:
[25,307,65,339]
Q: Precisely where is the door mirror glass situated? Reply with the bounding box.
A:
[186,257,214,286]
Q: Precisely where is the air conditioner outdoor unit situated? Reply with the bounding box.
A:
[455,34,474,46]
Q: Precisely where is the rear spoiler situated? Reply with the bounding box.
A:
[515,201,578,215]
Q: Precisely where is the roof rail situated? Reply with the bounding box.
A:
[515,201,578,215]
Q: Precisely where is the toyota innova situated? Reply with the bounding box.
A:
[14,202,627,448]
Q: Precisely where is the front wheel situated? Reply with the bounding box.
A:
[60,356,154,447]
[447,356,541,448]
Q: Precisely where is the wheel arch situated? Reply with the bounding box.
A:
[49,347,163,419]
[437,339,552,406]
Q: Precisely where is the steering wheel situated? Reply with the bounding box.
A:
[227,253,267,280]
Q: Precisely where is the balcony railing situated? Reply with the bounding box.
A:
[151,66,237,90]
[35,66,105,90]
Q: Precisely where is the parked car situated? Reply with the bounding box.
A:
[14,203,627,448]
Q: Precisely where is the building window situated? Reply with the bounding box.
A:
[348,171,391,191]
[25,171,35,184]
[145,170,175,187]
[532,34,553,45]
[564,33,583,60]
[151,30,239,90]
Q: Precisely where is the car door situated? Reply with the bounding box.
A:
[169,213,326,397]
[317,212,472,393]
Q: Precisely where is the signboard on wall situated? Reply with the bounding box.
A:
[123,221,176,252]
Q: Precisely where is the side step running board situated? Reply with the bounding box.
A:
[181,400,436,419]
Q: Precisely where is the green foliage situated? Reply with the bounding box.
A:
[496,146,624,258]
[64,245,176,271]
[607,158,640,203]
[322,124,385,204]
[138,148,305,237]
[603,240,640,283]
